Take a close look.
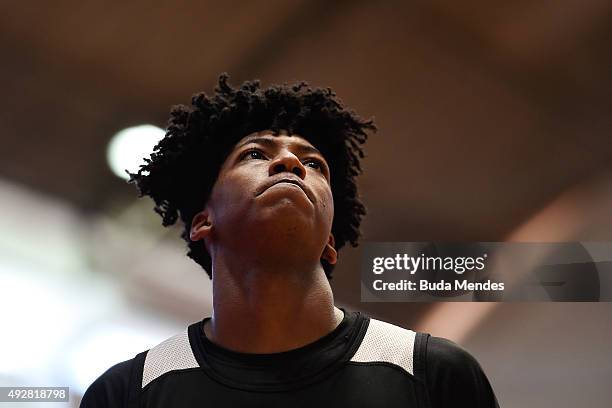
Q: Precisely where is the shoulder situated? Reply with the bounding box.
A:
[350,316,418,376]
[80,327,198,407]
[426,336,482,373]
[80,357,137,408]
[424,336,499,408]
[142,328,199,387]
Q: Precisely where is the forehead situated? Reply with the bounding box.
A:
[232,130,321,153]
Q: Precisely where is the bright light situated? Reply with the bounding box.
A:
[0,267,81,374]
[67,319,179,393]
[106,125,166,180]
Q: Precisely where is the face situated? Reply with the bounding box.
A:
[191,130,336,266]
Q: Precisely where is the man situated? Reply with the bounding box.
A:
[81,74,499,407]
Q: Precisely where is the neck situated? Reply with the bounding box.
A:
[204,252,342,353]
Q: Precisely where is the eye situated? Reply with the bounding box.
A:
[240,149,266,161]
[303,158,324,171]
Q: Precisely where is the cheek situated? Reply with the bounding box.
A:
[209,174,254,218]
[320,190,335,223]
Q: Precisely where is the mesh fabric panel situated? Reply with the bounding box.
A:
[142,330,199,388]
[349,318,416,375]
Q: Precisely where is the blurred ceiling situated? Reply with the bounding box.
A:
[1,0,612,314]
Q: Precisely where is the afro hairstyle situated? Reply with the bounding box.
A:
[127,73,376,280]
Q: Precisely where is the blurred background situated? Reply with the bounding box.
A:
[1,1,611,406]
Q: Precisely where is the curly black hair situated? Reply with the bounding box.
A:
[127,73,376,280]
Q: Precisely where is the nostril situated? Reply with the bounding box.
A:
[273,163,285,173]
[292,167,303,178]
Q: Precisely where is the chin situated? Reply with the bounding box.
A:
[264,212,313,235]
[253,209,317,238]
[257,196,314,218]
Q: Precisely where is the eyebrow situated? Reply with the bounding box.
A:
[236,136,323,157]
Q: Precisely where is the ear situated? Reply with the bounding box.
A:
[321,233,337,265]
[190,210,213,242]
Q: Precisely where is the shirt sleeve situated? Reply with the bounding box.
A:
[79,359,134,408]
[425,336,500,408]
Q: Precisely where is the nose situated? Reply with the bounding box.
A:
[268,151,306,179]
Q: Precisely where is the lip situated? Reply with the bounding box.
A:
[257,177,314,203]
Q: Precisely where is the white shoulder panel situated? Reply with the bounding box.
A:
[142,329,199,388]
[349,318,416,375]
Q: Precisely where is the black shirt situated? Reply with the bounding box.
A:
[81,308,499,407]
